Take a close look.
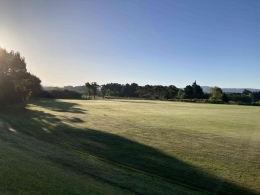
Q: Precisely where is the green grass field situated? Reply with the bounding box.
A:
[0,99,260,195]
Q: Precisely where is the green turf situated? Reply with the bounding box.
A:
[0,99,260,194]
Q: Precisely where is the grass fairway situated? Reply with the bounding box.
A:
[0,99,260,195]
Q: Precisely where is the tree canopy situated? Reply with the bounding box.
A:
[209,87,223,101]
[0,48,42,106]
[85,82,99,99]
[183,81,204,99]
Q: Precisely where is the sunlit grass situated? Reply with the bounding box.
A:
[0,99,259,194]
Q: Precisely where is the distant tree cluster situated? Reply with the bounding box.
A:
[102,83,139,98]
[38,89,82,99]
[86,81,214,102]
[85,81,259,105]
[227,89,260,104]
[251,91,260,101]
[85,82,139,99]
[136,85,178,99]
[179,81,205,99]
[0,48,42,106]
[85,82,99,99]
[207,88,260,104]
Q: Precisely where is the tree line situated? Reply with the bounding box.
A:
[1,48,259,106]
[85,81,209,100]
[84,81,260,105]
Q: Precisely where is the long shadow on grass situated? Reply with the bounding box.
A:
[115,100,158,104]
[35,99,87,113]
[1,99,259,195]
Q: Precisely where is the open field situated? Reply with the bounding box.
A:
[0,99,260,195]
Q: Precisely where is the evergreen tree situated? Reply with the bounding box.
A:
[192,80,204,98]
[184,85,193,98]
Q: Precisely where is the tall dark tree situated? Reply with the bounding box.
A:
[222,93,229,103]
[136,86,145,98]
[105,83,123,96]
[129,83,138,97]
[252,91,260,101]
[101,85,108,98]
[166,85,178,99]
[85,82,99,99]
[192,81,204,98]
[144,85,153,98]
[184,85,193,99]
[85,82,92,97]
[154,85,166,99]
[0,48,42,105]
[121,83,130,97]
[30,74,42,98]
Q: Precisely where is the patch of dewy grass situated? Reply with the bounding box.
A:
[0,99,260,194]
[77,100,260,191]
[0,141,126,195]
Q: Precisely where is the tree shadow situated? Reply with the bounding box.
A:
[0,100,259,195]
[114,100,157,104]
[35,99,87,114]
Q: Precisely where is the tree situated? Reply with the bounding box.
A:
[136,86,145,98]
[178,89,185,99]
[0,48,42,105]
[184,85,193,99]
[22,73,42,99]
[166,85,178,99]
[85,82,99,99]
[101,85,108,98]
[249,93,254,103]
[222,93,229,103]
[192,81,204,98]
[154,85,167,99]
[210,87,223,101]
[105,83,123,96]
[242,89,252,95]
[85,82,92,97]
[129,83,138,97]
[121,83,130,97]
[144,85,153,98]
[91,82,99,99]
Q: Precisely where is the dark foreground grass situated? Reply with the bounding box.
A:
[0,99,259,194]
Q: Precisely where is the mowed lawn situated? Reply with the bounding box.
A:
[0,99,260,195]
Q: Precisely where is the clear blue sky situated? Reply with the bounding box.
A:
[0,0,259,88]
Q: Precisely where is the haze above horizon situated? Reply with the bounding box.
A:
[0,0,259,88]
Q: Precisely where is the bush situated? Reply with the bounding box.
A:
[253,101,260,106]
[209,100,224,104]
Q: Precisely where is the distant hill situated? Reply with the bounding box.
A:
[201,86,260,93]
